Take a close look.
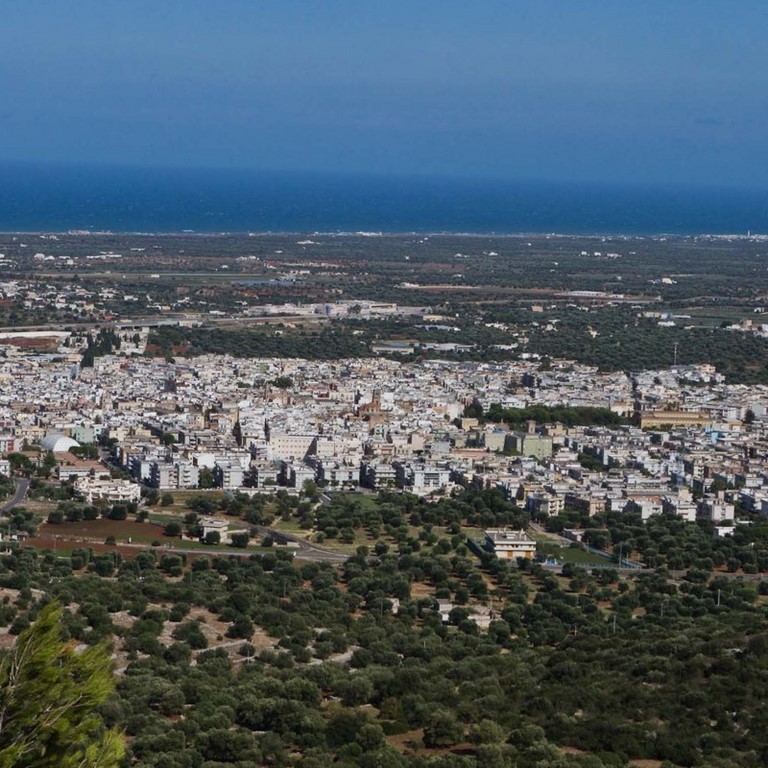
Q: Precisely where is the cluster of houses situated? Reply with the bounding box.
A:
[0,344,765,543]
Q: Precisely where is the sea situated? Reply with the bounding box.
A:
[1,162,767,236]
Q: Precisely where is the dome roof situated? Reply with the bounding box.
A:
[40,433,80,453]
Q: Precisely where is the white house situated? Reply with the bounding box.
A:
[484,529,537,559]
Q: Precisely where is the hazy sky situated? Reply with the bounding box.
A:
[1,1,767,185]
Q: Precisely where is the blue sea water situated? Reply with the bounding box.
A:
[0,162,767,235]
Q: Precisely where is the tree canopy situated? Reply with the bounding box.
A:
[0,601,124,768]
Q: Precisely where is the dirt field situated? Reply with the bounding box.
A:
[37,518,166,544]
[23,537,149,560]
[26,518,170,561]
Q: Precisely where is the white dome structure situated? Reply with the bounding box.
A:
[40,433,80,453]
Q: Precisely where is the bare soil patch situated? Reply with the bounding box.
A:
[38,518,165,544]
[410,582,436,598]
[24,535,150,561]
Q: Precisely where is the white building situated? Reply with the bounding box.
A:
[484,529,537,559]
[214,462,244,490]
[149,460,200,490]
[200,517,229,540]
[75,477,141,504]
[270,433,316,460]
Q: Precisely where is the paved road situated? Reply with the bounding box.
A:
[0,478,29,514]
[254,526,349,562]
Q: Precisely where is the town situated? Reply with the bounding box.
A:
[0,328,764,567]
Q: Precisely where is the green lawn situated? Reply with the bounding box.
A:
[270,518,307,534]
[344,493,381,512]
[148,511,184,525]
[560,547,612,566]
[538,542,610,566]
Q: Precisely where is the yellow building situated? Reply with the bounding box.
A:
[639,410,711,429]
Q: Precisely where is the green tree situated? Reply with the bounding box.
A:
[463,397,484,419]
[143,489,159,506]
[230,531,250,548]
[302,479,319,500]
[6,454,33,476]
[469,718,507,745]
[0,602,124,767]
[39,451,58,479]
[423,709,464,748]
[198,467,215,489]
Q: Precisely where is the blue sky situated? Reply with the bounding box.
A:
[1,1,766,185]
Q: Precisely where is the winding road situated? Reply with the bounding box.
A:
[0,478,29,514]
